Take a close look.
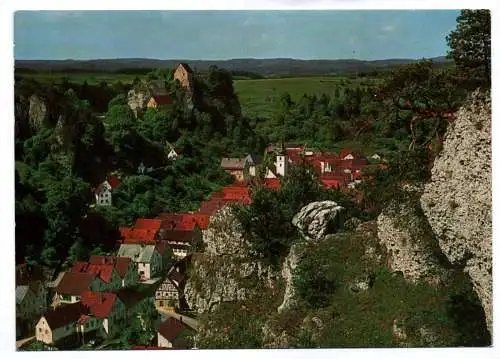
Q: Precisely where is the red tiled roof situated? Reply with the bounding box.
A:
[120,227,159,241]
[263,178,281,189]
[43,302,88,329]
[135,218,162,231]
[158,317,192,343]
[158,213,210,231]
[56,271,97,296]
[88,256,132,280]
[71,262,115,284]
[80,291,118,319]
[107,175,121,189]
[321,179,341,189]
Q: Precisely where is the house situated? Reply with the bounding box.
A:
[220,157,249,182]
[80,291,127,337]
[161,230,198,258]
[173,63,194,91]
[117,243,163,281]
[95,175,120,207]
[71,262,122,292]
[88,256,139,288]
[370,153,381,161]
[157,317,196,349]
[53,271,104,307]
[146,94,173,110]
[35,301,87,345]
[155,275,181,312]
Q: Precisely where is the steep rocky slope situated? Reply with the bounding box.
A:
[420,90,492,333]
[184,207,279,313]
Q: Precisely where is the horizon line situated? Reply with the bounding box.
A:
[15,55,448,62]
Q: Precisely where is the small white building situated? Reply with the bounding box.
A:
[95,175,121,207]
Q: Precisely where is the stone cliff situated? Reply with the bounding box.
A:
[420,90,492,333]
[184,207,279,314]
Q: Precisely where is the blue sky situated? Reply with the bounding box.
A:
[14,10,460,60]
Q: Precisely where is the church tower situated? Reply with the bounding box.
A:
[275,142,288,177]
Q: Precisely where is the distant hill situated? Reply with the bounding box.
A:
[15,57,452,77]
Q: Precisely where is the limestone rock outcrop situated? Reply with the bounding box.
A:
[127,88,150,117]
[278,201,346,313]
[420,90,492,333]
[28,95,48,131]
[292,201,345,242]
[377,200,447,286]
[184,207,277,313]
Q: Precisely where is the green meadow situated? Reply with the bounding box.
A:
[234,76,381,118]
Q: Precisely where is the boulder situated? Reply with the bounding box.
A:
[292,201,345,242]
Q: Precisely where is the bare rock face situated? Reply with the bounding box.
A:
[277,243,303,313]
[127,88,150,117]
[28,95,48,131]
[292,201,345,242]
[377,201,446,286]
[184,208,276,313]
[203,207,253,256]
[420,90,492,333]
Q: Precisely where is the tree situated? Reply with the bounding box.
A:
[446,10,491,87]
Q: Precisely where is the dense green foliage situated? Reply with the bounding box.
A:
[446,10,491,88]
[14,65,261,267]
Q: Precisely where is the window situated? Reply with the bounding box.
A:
[45,330,48,335]
[159,301,164,307]
[38,328,42,332]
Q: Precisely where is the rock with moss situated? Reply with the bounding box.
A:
[420,90,492,333]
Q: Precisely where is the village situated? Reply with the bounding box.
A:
[16,105,383,350]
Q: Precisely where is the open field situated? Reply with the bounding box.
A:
[234,76,382,118]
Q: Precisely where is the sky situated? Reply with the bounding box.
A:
[13,10,460,61]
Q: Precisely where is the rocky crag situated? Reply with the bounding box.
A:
[420,90,492,333]
[184,206,278,314]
